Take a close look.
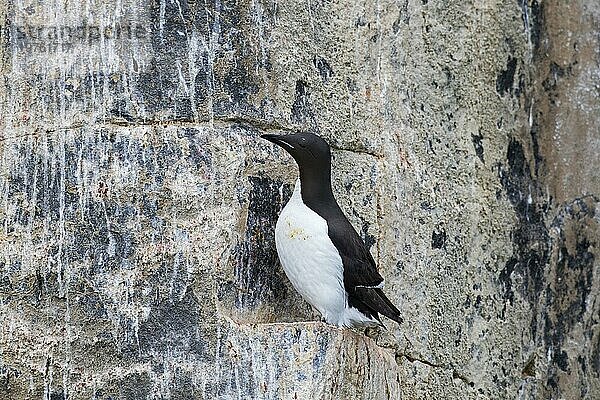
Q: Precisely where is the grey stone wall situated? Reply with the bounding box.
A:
[0,0,598,399]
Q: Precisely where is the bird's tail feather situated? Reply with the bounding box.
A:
[355,287,403,325]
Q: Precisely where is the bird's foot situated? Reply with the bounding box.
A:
[364,326,381,339]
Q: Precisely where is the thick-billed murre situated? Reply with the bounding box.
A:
[262,132,403,328]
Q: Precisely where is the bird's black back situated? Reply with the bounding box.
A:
[300,191,403,325]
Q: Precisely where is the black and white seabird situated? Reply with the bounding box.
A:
[262,132,403,328]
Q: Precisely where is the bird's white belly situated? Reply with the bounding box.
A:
[274,187,346,323]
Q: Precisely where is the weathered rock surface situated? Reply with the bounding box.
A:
[0,0,598,399]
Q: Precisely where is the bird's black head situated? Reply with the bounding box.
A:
[261,133,334,203]
[261,133,332,174]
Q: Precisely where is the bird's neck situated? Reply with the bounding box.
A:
[297,166,336,208]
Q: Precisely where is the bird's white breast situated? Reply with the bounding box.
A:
[275,179,347,324]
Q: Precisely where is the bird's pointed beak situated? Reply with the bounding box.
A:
[260,134,280,143]
[261,134,295,151]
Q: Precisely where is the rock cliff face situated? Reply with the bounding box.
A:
[0,0,598,399]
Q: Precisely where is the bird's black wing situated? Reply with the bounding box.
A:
[327,216,403,325]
